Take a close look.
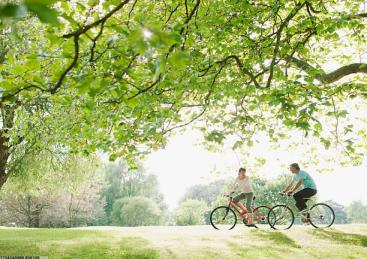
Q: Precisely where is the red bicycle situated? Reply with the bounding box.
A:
[210,193,271,230]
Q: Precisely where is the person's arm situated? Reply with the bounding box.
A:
[289,178,302,193]
[281,180,294,193]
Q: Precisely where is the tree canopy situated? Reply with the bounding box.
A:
[1,0,367,188]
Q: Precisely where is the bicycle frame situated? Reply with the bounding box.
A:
[227,196,258,221]
[228,199,247,217]
[279,194,316,219]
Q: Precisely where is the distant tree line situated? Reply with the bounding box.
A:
[0,153,167,228]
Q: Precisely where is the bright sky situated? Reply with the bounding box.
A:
[144,130,367,210]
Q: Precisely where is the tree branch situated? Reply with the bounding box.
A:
[50,35,79,94]
[127,75,162,100]
[287,56,367,83]
[266,1,306,88]
[1,84,46,103]
[200,55,261,88]
[63,0,131,39]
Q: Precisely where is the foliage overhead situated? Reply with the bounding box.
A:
[1,0,367,168]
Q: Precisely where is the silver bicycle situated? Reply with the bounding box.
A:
[267,192,335,230]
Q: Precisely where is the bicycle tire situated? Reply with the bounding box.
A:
[210,206,237,230]
[268,205,294,230]
[308,203,335,228]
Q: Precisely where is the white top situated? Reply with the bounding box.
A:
[232,176,253,193]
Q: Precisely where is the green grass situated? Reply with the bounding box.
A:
[309,228,367,247]
[0,225,366,258]
[227,229,301,258]
[252,229,301,248]
[0,228,158,258]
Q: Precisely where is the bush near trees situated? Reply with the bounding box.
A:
[110,196,161,227]
[100,162,168,225]
[347,201,367,224]
[175,199,208,226]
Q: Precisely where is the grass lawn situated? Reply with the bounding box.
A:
[0,224,366,258]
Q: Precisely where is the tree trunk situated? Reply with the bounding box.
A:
[0,105,16,190]
[68,193,74,227]
[0,133,10,190]
[0,167,8,190]
[27,195,32,228]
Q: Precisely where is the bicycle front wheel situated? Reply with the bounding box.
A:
[308,203,335,228]
[268,205,294,230]
[210,206,237,230]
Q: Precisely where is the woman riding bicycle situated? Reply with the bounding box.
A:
[280,163,317,221]
[230,167,255,225]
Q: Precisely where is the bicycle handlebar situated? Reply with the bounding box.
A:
[278,192,293,197]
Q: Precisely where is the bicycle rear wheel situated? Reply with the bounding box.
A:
[210,206,237,230]
[253,206,271,226]
[268,205,294,230]
[308,203,335,228]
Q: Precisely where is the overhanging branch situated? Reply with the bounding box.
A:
[287,56,367,83]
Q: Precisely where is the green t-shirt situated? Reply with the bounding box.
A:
[293,170,317,190]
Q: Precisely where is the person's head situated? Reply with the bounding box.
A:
[238,167,246,178]
[289,163,300,174]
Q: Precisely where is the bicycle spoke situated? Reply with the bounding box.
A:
[210,206,237,230]
[309,203,335,228]
[268,205,294,230]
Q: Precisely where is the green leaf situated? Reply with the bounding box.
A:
[320,138,331,149]
[168,51,191,67]
[24,1,59,24]
[0,4,23,18]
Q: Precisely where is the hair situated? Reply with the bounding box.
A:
[290,163,300,170]
[238,167,246,173]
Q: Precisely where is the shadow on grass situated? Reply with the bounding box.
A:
[227,230,301,258]
[251,229,301,248]
[309,228,367,247]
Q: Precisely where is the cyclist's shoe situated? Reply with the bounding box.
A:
[301,217,309,223]
[300,209,310,224]
[245,223,258,228]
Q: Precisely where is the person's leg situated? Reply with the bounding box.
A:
[233,193,247,212]
[245,192,254,213]
[293,189,306,211]
[245,192,254,224]
[293,188,317,211]
[302,188,317,211]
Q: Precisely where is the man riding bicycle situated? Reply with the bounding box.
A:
[280,163,317,222]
